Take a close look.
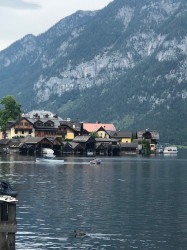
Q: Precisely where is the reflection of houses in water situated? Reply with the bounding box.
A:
[0,199,17,250]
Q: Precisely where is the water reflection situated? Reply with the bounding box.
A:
[0,151,186,249]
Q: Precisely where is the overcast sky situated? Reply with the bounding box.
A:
[0,0,113,51]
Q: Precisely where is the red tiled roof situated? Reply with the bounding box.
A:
[83,123,116,132]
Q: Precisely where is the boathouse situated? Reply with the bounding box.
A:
[63,142,84,155]
[95,138,120,156]
[19,136,63,155]
[72,136,96,155]
[120,143,138,154]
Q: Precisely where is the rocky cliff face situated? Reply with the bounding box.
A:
[0,0,186,144]
[32,0,186,104]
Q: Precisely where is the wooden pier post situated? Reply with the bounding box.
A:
[0,199,17,250]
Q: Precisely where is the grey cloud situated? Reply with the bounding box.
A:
[0,0,40,9]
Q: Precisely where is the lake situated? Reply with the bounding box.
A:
[0,150,187,249]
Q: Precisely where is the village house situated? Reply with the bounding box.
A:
[6,111,62,139]
[83,123,116,138]
[96,126,110,139]
[1,109,161,156]
[28,112,61,137]
[110,131,132,143]
[6,117,35,139]
[57,120,83,140]
[136,129,159,151]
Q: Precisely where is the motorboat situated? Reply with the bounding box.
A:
[163,146,178,154]
[36,158,64,163]
[90,159,101,165]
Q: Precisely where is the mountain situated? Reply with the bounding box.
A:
[0,0,186,145]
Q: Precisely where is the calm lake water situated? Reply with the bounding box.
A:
[0,150,187,249]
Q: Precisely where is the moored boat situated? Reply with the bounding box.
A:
[42,148,56,158]
[42,148,54,154]
[163,146,178,154]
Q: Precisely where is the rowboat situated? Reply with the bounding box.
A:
[90,159,101,165]
[36,158,64,163]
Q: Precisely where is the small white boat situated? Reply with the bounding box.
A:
[163,146,178,154]
[36,158,64,163]
[42,148,56,158]
[90,159,101,165]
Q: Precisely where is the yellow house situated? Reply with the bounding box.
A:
[97,126,110,139]
[6,118,35,139]
[57,121,83,140]
[110,131,132,143]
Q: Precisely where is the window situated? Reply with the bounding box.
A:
[35,121,43,126]
[29,130,32,134]
[15,129,18,134]
[22,130,24,134]
[45,121,54,127]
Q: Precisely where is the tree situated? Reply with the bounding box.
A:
[142,139,151,155]
[90,131,100,138]
[0,95,22,138]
